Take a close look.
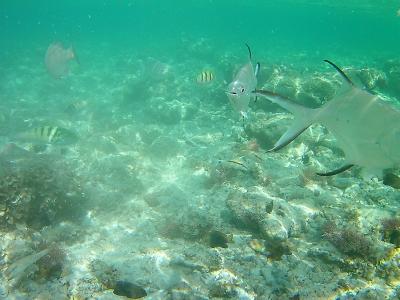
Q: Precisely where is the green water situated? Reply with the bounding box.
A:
[2,1,400,57]
[1,1,400,299]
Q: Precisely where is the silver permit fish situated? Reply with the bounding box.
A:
[18,126,78,145]
[255,60,400,178]
[226,44,260,119]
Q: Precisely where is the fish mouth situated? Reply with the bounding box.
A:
[225,91,237,95]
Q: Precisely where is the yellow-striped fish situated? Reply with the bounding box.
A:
[18,126,78,145]
[197,70,214,84]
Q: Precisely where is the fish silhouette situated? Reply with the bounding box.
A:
[255,60,400,178]
[45,42,77,78]
[226,44,260,120]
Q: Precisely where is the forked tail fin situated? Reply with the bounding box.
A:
[254,89,319,151]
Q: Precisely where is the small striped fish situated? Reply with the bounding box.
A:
[18,126,78,145]
[197,70,214,83]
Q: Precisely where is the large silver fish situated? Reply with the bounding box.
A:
[255,60,400,178]
[226,44,260,119]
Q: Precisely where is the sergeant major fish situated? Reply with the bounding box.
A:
[197,70,214,84]
[18,126,78,145]
[226,44,260,120]
[254,60,400,178]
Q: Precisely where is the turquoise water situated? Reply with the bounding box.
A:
[1,1,400,299]
[2,1,400,57]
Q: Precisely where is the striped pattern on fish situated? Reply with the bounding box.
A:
[197,70,214,83]
[18,126,78,145]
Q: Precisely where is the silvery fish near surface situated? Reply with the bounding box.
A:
[254,60,400,178]
[197,70,214,83]
[45,42,78,78]
[226,44,260,119]
[18,126,78,145]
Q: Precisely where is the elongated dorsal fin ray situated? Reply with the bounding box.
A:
[316,164,354,176]
[268,120,310,152]
[245,43,252,60]
[324,60,354,86]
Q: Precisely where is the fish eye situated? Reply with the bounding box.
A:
[241,88,245,93]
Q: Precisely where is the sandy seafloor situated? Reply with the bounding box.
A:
[0,37,400,300]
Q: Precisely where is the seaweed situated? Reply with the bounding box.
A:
[381,217,400,247]
[35,244,66,280]
[0,156,89,230]
[322,222,377,261]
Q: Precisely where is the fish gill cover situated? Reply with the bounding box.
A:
[0,0,400,299]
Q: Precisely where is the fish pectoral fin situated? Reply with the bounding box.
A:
[316,164,354,176]
[268,119,310,152]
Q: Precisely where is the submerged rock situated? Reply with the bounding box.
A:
[244,113,291,150]
[148,136,182,159]
[356,67,387,90]
[226,190,306,242]
[113,281,147,299]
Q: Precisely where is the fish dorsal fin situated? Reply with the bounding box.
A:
[245,43,252,60]
[243,43,260,77]
[324,60,354,86]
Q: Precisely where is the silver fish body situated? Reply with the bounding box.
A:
[317,88,400,172]
[255,61,400,177]
[227,61,258,118]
